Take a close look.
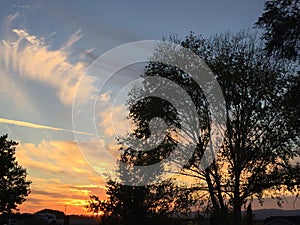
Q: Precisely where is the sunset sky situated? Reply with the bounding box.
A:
[0,0,298,215]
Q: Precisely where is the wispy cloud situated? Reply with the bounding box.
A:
[64,28,83,49]
[12,4,30,9]
[0,117,93,136]
[1,28,97,106]
[3,12,20,25]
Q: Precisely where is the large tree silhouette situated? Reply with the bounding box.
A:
[88,30,299,225]
[0,134,31,214]
[123,31,299,225]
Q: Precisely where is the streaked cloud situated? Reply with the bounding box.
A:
[12,4,30,9]
[16,140,109,214]
[64,28,83,49]
[3,12,20,25]
[0,117,93,136]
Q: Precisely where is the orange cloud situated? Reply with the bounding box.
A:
[15,140,110,215]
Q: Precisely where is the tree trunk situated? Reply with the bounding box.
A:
[233,205,242,225]
[212,162,229,224]
[246,203,253,225]
[233,171,242,225]
[205,169,230,225]
[205,169,220,212]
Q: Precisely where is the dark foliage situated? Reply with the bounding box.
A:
[0,134,31,214]
[256,0,300,60]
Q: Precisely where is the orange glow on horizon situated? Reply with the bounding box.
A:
[13,140,108,215]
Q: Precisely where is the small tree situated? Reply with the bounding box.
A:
[87,167,194,225]
[0,134,31,214]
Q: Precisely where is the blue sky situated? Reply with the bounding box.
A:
[1,1,265,52]
[3,0,296,214]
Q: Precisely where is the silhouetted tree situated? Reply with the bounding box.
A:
[126,31,299,225]
[0,134,31,214]
[256,0,300,60]
[198,31,299,225]
[256,0,300,169]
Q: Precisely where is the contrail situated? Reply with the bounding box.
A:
[0,117,93,136]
